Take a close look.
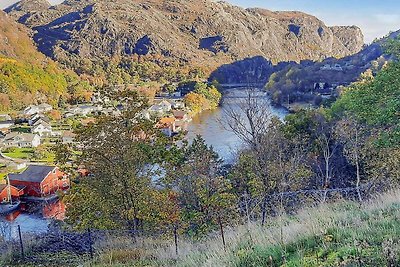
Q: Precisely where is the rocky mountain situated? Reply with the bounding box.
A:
[4,0,364,71]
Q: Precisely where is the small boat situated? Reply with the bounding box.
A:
[0,200,21,214]
[0,175,21,214]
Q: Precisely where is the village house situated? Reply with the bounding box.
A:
[0,120,14,130]
[158,100,172,112]
[172,110,191,122]
[32,121,53,137]
[320,63,343,71]
[2,133,41,148]
[67,105,98,117]
[8,165,69,197]
[0,184,25,203]
[157,117,177,137]
[170,100,185,109]
[62,131,76,144]
[23,103,52,116]
[29,114,50,126]
[0,114,12,121]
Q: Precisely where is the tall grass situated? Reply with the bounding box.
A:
[6,189,391,267]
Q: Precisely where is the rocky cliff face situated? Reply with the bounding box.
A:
[5,0,364,69]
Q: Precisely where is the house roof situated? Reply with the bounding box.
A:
[159,117,175,125]
[0,184,6,192]
[62,131,76,138]
[33,121,52,129]
[172,110,187,118]
[8,165,56,183]
[0,120,14,125]
[4,133,38,142]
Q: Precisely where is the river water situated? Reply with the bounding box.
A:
[186,88,288,163]
[0,88,287,235]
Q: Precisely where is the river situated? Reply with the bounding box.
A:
[186,88,288,163]
[0,88,287,235]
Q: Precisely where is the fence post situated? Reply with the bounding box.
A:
[87,228,94,260]
[17,225,24,260]
[173,225,178,256]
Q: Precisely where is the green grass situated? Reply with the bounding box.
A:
[11,125,31,133]
[176,190,400,267]
[3,190,400,267]
[0,174,6,183]
[3,147,34,159]
[2,147,55,163]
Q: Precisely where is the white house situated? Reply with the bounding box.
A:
[0,120,14,129]
[23,105,40,116]
[37,103,53,113]
[3,133,41,148]
[68,105,98,116]
[148,100,173,116]
[23,103,52,116]
[32,121,53,137]
[158,100,172,112]
[170,100,185,109]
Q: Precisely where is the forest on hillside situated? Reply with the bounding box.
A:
[47,39,400,246]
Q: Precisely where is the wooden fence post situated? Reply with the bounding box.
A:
[17,225,24,260]
[87,228,94,260]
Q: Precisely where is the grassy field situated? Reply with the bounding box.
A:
[2,147,55,163]
[3,190,399,267]
[82,190,400,267]
[2,147,34,160]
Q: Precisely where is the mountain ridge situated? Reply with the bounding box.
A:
[4,0,364,70]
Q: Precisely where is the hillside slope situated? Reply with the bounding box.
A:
[176,190,400,267]
[0,10,73,110]
[5,0,364,69]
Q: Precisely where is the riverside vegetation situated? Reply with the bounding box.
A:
[17,39,396,267]
[0,1,399,266]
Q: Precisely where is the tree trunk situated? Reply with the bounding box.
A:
[355,156,363,202]
[261,195,268,226]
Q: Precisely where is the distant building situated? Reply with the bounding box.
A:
[320,63,343,71]
[2,133,41,148]
[23,103,52,116]
[29,114,50,126]
[32,121,53,137]
[8,165,69,197]
[0,114,12,121]
[0,120,14,129]
[62,131,76,144]
[157,117,177,137]
[67,105,98,117]
[172,110,191,122]
[0,184,25,203]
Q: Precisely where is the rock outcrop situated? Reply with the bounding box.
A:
[4,0,365,69]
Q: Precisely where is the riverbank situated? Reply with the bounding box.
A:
[186,88,288,162]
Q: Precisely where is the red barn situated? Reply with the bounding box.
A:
[0,184,25,203]
[8,165,70,197]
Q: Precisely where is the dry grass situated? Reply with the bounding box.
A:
[85,189,400,266]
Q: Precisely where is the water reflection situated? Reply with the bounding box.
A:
[186,88,288,163]
[0,200,65,237]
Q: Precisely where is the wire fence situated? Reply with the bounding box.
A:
[0,184,376,266]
